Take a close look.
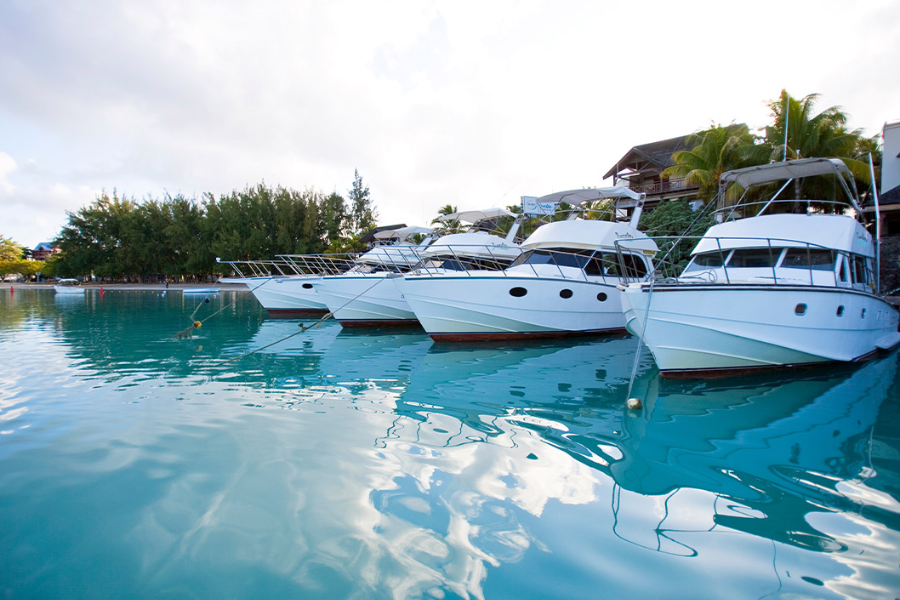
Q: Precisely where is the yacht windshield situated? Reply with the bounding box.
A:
[414,255,512,272]
[511,248,646,278]
[780,248,835,271]
[347,263,410,274]
[727,248,780,268]
[683,251,726,273]
[511,249,593,269]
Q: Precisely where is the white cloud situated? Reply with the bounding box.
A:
[1,0,899,245]
[0,152,17,194]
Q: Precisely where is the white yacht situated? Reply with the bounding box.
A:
[217,257,336,317]
[53,278,85,295]
[314,210,522,327]
[393,188,658,341]
[619,158,900,377]
[216,225,424,317]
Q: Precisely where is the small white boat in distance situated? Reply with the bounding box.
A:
[619,157,900,377]
[394,188,657,341]
[53,279,85,294]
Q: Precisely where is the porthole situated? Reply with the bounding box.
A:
[836,305,844,317]
[302,283,313,289]
[509,287,528,297]
[597,292,608,302]
[559,289,573,299]
[861,308,866,319]
[795,303,807,316]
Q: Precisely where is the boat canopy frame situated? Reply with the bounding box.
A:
[716,158,862,218]
[533,186,646,229]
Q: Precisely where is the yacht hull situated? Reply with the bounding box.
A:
[393,275,626,341]
[621,284,900,377]
[244,276,330,317]
[314,275,419,327]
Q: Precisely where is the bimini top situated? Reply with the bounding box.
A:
[420,231,522,260]
[438,207,516,223]
[372,226,434,241]
[534,186,643,206]
[523,219,658,254]
[719,158,861,212]
[692,213,874,257]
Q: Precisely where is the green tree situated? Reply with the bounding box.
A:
[638,198,716,273]
[53,190,139,279]
[662,123,765,202]
[0,235,25,261]
[348,170,377,235]
[320,192,348,248]
[431,204,458,224]
[763,90,870,205]
[166,194,212,278]
[0,259,45,279]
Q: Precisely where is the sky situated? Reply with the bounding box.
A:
[1,0,899,249]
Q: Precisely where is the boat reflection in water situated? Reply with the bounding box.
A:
[365,341,899,598]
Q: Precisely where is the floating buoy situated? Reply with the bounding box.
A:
[9,286,14,294]
[626,397,642,410]
[193,321,202,329]
[99,287,105,296]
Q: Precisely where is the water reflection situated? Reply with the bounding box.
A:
[1,290,899,599]
[365,342,900,597]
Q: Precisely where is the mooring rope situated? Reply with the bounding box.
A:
[175,278,272,339]
[210,275,390,366]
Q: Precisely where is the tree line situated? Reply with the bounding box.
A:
[48,171,376,281]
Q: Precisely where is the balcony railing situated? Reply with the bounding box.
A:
[625,178,697,196]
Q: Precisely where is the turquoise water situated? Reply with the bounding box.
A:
[1,289,899,600]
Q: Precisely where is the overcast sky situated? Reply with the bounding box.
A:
[1,0,899,248]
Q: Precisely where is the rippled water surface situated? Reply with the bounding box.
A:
[2,288,900,599]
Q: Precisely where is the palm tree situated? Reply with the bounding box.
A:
[662,123,765,202]
[431,204,458,224]
[764,90,870,206]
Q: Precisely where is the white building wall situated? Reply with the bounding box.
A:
[883,121,900,193]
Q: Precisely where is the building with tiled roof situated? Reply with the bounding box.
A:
[603,135,700,206]
[31,242,59,261]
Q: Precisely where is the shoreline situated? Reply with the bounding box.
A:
[6,282,250,291]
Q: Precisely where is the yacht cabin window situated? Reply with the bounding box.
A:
[512,248,647,278]
[838,255,850,283]
[347,263,410,274]
[683,251,727,273]
[852,255,870,285]
[727,248,779,268]
[414,255,512,272]
[780,248,835,271]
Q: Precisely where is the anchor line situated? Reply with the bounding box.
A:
[175,278,271,339]
[212,275,390,366]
